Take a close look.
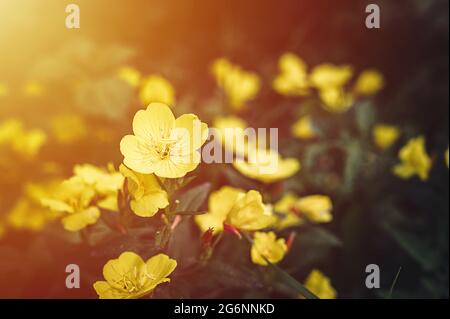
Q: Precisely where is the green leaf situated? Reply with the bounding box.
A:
[355,100,376,136]
[175,182,211,214]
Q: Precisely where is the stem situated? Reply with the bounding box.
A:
[388,267,402,299]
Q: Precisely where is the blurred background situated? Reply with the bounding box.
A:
[0,0,448,298]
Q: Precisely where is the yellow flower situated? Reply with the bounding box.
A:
[273,53,309,96]
[310,64,353,89]
[273,192,303,230]
[0,83,8,97]
[372,124,400,150]
[23,81,45,97]
[93,252,177,299]
[51,114,87,144]
[233,148,300,183]
[139,75,175,106]
[74,163,124,211]
[212,58,261,111]
[119,164,169,217]
[213,116,249,157]
[251,231,287,266]
[226,190,276,231]
[296,195,333,223]
[195,186,275,234]
[393,136,432,181]
[304,269,337,299]
[117,66,141,87]
[41,177,100,232]
[318,87,354,113]
[120,102,208,178]
[445,147,449,169]
[12,129,47,158]
[354,69,384,96]
[292,115,317,140]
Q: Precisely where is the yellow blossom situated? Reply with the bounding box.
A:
[393,136,432,181]
[372,124,400,150]
[354,69,384,96]
[41,176,100,232]
[233,147,300,183]
[273,192,303,230]
[139,75,175,106]
[51,114,87,144]
[23,81,45,97]
[117,66,141,87]
[251,231,287,266]
[93,252,177,299]
[213,116,249,157]
[310,64,353,89]
[296,195,333,223]
[318,87,354,113]
[74,163,124,211]
[0,119,23,145]
[445,147,449,169]
[291,115,317,140]
[195,186,275,234]
[304,269,337,299]
[120,102,208,178]
[273,53,309,96]
[212,58,260,111]
[119,164,169,217]
[12,129,47,158]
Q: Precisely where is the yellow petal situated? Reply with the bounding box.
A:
[61,207,100,232]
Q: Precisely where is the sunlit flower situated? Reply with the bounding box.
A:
[445,147,449,169]
[213,115,250,157]
[41,176,100,232]
[251,231,287,266]
[318,87,354,113]
[212,58,260,111]
[195,186,275,234]
[304,269,337,299]
[295,195,333,223]
[139,75,175,106]
[120,102,208,178]
[233,148,300,183]
[119,164,169,217]
[23,81,45,97]
[12,129,47,158]
[291,115,317,140]
[74,163,124,211]
[354,69,384,96]
[51,114,87,144]
[273,53,309,96]
[273,192,303,230]
[0,119,23,145]
[310,64,353,89]
[117,66,141,87]
[93,252,177,299]
[393,136,432,181]
[372,124,400,150]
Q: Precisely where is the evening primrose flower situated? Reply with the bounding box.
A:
[273,53,309,96]
[93,252,177,299]
[233,147,300,183]
[393,136,432,181]
[12,129,47,158]
[139,75,175,106]
[318,87,354,113]
[74,163,124,211]
[251,231,288,266]
[117,66,141,87]
[213,116,250,157]
[195,186,275,234]
[41,177,100,232]
[291,115,317,140]
[212,58,261,111]
[0,119,23,145]
[51,114,87,144]
[120,102,208,178]
[372,124,400,150]
[119,164,169,217]
[310,64,353,89]
[273,192,303,230]
[354,69,384,96]
[304,269,337,299]
[295,195,333,223]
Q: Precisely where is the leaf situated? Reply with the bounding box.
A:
[355,100,376,136]
[175,182,211,213]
